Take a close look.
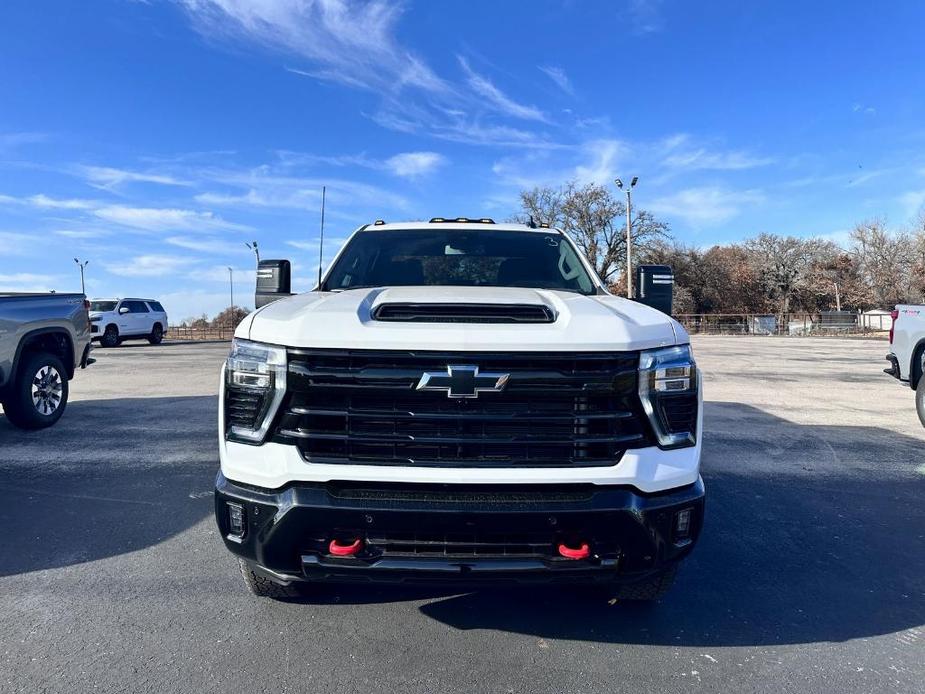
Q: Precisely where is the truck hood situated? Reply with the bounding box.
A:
[242,286,682,352]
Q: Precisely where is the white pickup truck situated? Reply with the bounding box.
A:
[215,219,703,601]
[885,305,925,426]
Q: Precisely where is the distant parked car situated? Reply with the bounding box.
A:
[0,292,93,429]
[89,298,168,347]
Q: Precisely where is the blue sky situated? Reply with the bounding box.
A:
[1,0,924,320]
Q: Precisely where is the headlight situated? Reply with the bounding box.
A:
[638,344,698,449]
[224,338,287,443]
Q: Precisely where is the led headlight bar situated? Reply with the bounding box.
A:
[639,344,699,449]
[224,338,287,443]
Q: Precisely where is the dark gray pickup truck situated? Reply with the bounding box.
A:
[0,293,93,429]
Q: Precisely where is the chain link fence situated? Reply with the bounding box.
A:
[166,312,889,341]
[674,312,888,336]
[165,325,237,341]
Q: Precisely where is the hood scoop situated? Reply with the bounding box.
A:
[371,302,557,324]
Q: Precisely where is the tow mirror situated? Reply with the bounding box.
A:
[255,259,292,308]
[634,265,674,316]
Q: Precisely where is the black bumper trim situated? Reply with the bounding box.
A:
[214,473,705,585]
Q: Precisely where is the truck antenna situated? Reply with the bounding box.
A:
[317,185,326,289]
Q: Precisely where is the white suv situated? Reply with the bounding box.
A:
[89,298,168,347]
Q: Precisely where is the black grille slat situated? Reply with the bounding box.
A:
[275,349,651,468]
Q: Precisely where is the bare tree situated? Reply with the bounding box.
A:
[850,220,917,308]
[519,181,669,284]
[744,233,836,314]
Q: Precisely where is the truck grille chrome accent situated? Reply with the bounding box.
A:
[274,349,651,468]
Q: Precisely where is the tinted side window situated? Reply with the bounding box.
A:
[147,301,165,312]
[127,301,149,313]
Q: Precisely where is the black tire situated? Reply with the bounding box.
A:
[148,323,164,345]
[238,559,302,599]
[612,564,679,602]
[100,325,120,348]
[916,375,925,428]
[2,352,69,430]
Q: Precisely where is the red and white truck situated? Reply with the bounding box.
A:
[885,305,925,426]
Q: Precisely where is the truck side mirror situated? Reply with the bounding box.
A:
[119,306,130,314]
[255,259,292,308]
[634,264,674,316]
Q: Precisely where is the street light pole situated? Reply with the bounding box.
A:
[245,241,260,265]
[834,282,841,312]
[73,258,89,295]
[614,177,638,298]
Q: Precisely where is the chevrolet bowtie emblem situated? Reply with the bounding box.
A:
[415,365,510,399]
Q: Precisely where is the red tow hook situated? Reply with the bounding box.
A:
[557,542,591,560]
[328,538,364,556]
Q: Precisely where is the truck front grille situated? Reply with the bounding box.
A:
[272,349,652,468]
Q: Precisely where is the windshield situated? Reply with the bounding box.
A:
[322,230,597,295]
[90,301,117,312]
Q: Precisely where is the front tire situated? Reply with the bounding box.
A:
[148,323,164,345]
[2,352,69,430]
[612,564,679,602]
[238,559,302,599]
[100,325,120,348]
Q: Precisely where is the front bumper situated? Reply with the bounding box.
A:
[214,473,705,586]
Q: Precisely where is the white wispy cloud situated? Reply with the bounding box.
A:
[165,235,240,253]
[53,229,110,239]
[660,135,774,171]
[384,151,446,178]
[629,0,665,34]
[93,206,251,232]
[458,57,547,122]
[648,187,765,227]
[538,66,574,96]
[0,193,97,209]
[104,254,197,277]
[77,165,192,190]
[573,139,623,185]
[0,272,64,291]
[0,132,48,151]
[180,0,445,94]
[899,190,925,217]
[275,148,446,178]
[0,232,35,256]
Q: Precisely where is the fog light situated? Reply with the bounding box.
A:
[228,502,245,537]
[675,508,692,539]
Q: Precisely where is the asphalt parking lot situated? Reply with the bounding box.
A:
[1,336,923,693]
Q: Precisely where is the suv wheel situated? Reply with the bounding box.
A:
[2,352,69,429]
[101,325,120,348]
[917,373,925,428]
[238,559,302,599]
[148,323,164,345]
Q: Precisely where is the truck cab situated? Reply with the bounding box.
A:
[215,219,704,600]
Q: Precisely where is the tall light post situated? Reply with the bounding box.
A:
[245,241,260,265]
[73,258,89,295]
[228,266,234,316]
[614,177,638,298]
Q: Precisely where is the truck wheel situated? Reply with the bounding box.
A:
[238,559,302,599]
[916,377,925,428]
[2,352,69,429]
[101,325,120,348]
[148,324,164,345]
[612,564,679,602]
